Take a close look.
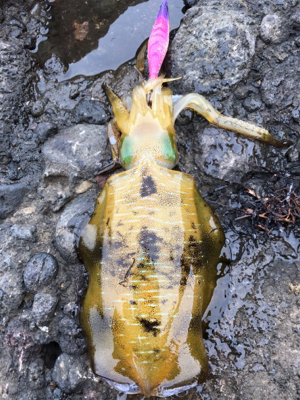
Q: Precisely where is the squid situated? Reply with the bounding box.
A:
[78,0,292,397]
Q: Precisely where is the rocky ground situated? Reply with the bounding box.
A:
[0,0,299,399]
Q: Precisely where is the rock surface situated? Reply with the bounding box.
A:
[169,2,257,95]
[24,253,58,294]
[0,0,299,399]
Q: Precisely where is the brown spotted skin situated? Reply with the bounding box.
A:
[79,157,225,397]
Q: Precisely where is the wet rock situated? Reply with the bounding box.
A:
[35,122,58,144]
[0,181,30,219]
[0,40,30,164]
[169,3,257,94]
[242,96,262,112]
[234,84,250,100]
[17,390,45,400]
[32,293,58,325]
[10,29,23,38]
[44,53,65,76]
[287,147,299,162]
[72,99,109,125]
[41,124,108,211]
[0,270,24,312]
[42,124,109,181]
[63,302,79,317]
[58,316,87,355]
[31,100,44,117]
[260,14,289,44]
[8,17,27,32]
[28,358,44,389]
[184,0,199,7]
[23,36,36,50]
[52,354,87,394]
[261,57,300,112]
[195,125,255,181]
[5,318,42,365]
[24,253,58,294]
[10,224,36,242]
[55,189,97,263]
[291,8,300,30]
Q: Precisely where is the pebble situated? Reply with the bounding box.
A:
[32,293,58,324]
[5,318,42,361]
[35,122,58,144]
[291,8,300,30]
[243,97,262,112]
[0,270,24,311]
[24,253,58,294]
[23,37,36,50]
[28,358,44,389]
[10,224,36,242]
[8,17,27,32]
[58,316,87,355]
[72,99,110,125]
[31,101,44,117]
[55,190,97,263]
[287,148,299,163]
[42,124,110,181]
[52,354,86,394]
[0,181,29,219]
[260,14,289,44]
[44,53,65,76]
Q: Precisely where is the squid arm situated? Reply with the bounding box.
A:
[173,93,293,147]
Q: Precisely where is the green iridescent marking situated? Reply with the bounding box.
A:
[120,136,132,167]
[162,133,177,162]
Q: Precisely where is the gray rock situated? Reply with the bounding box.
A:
[195,125,255,182]
[0,270,24,311]
[261,57,300,111]
[31,101,44,117]
[35,122,58,144]
[55,189,97,263]
[169,3,257,94]
[23,37,36,50]
[260,14,289,44]
[32,293,58,325]
[184,0,199,7]
[243,96,262,112]
[0,181,30,219]
[291,8,300,30]
[72,100,109,125]
[52,354,86,394]
[0,41,30,164]
[42,124,109,180]
[24,253,58,294]
[44,53,65,76]
[58,316,87,355]
[28,358,44,389]
[17,390,45,400]
[8,17,27,32]
[10,224,36,242]
[41,124,109,212]
[5,318,42,364]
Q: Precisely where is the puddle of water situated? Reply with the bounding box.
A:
[34,0,184,81]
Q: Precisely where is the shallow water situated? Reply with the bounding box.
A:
[34,0,184,81]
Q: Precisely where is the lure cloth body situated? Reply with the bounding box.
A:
[148,0,169,79]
